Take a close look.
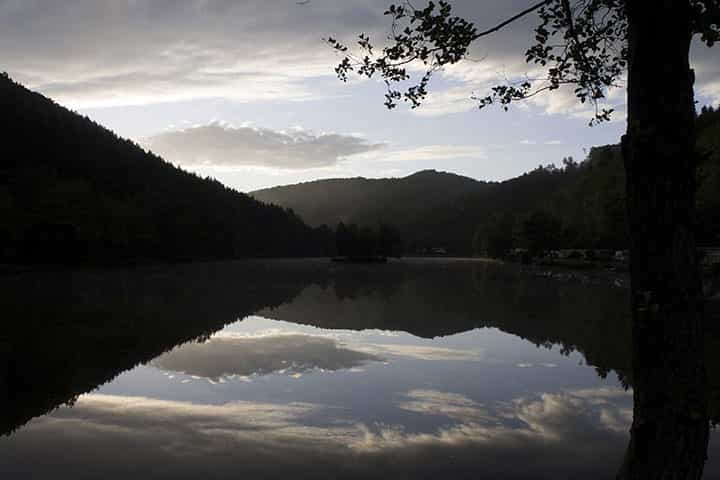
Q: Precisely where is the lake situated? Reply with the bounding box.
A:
[1,258,719,479]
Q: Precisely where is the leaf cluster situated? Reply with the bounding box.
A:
[328,1,476,109]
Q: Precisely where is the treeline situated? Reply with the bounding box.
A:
[335,222,404,258]
[473,105,720,258]
[470,154,623,257]
[0,74,332,265]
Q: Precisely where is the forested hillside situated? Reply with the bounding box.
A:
[253,106,720,256]
[252,170,484,228]
[0,74,329,264]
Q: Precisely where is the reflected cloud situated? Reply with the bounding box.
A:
[151,334,382,380]
[357,343,484,361]
[398,389,493,423]
[357,388,631,459]
[0,387,631,479]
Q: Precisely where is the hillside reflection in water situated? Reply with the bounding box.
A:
[0,259,718,478]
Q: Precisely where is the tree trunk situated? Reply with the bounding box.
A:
[618,1,709,478]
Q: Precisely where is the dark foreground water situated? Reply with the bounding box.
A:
[1,258,719,479]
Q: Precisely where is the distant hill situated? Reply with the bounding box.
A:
[252,170,491,252]
[253,106,720,255]
[251,165,597,254]
[253,169,485,227]
[0,74,328,264]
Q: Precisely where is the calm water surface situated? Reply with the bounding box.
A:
[1,259,719,478]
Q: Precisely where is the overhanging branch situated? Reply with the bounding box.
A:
[473,0,553,39]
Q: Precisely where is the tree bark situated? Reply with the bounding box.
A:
[618,1,710,478]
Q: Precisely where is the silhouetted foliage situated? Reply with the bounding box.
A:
[0,75,332,265]
[518,210,562,255]
[335,222,404,258]
[472,213,515,258]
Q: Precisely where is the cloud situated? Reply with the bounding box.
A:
[0,0,716,120]
[398,389,493,423]
[700,80,720,105]
[519,139,562,146]
[357,343,484,361]
[0,0,526,112]
[360,144,488,164]
[0,0,392,107]
[409,84,480,117]
[151,333,382,379]
[356,388,633,459]
[406,65,626,121]
[524,84,627,123]
[692,42,720,106]
[143,122,384,169]
[696,58,720,105]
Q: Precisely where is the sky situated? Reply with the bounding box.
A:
[1,0,719,192]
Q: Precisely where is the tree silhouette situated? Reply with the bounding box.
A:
[329,1,720,477]
[519,210,562,256]
[335,222,404,258]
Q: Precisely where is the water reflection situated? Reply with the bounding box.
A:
[0,259,716,478]
[152,333,382,380]
[1,388,630,479]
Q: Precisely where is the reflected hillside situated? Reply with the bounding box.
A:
[0,261,316,435]
[261,260,633,381]
[261,260,720,420]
